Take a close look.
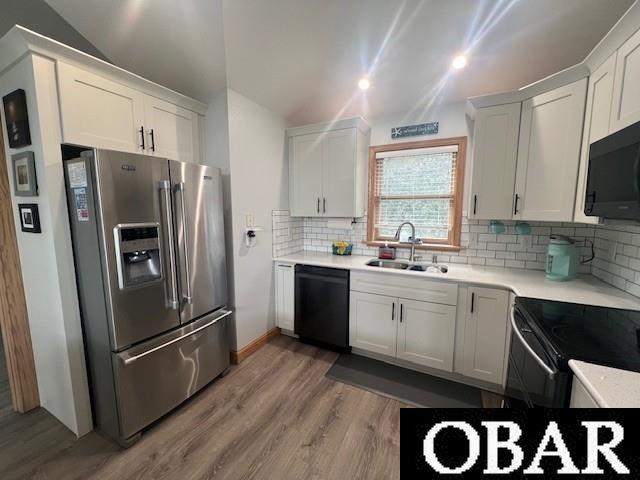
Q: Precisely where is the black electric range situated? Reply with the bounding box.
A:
[505,297,640,408]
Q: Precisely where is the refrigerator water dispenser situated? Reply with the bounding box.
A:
[114,224,162,288]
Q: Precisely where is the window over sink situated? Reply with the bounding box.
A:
[367,137,466,251]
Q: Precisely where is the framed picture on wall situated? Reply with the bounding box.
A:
[2,89,32,148]
[11,151,38,196]
[18,204,41,233]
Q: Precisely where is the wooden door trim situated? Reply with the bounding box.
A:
[0,127,39,412]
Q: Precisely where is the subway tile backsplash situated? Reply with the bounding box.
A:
[271,210,640,300]
[591,222,640,298]
[271,210,304,257]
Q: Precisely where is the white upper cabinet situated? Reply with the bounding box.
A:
[514,79,587,221]
[457,287,509,385]
[57,62,201,163]
[574,54,617,224]
[58,62,146,154]
[396,298,456,372]
[322,128,357,217]
[610,27,640,133]
[144,96,198,162]
[289,132,324,216]
[469,103,521,220]
[288,118,369,218]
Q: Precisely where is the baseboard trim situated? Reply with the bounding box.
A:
[230,327,281,364]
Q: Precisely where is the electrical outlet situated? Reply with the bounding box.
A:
[607,241,618,262]
[245,213,254,228]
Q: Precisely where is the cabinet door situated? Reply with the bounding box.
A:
[610,28,640,133]
[289,133,324,216]
[574,54,616,224]
[349,291,397,356]
[144,96,197,162]
[322,128,357,217]
[469,103,521,220]
[460,287,509,384]
[275,263,295,331]
[396,299,456,372]
[514,79,587,221]
[57,62,145,153]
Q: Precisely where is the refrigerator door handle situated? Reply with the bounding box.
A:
[122,309,232,365]
[160,181,179,309]
[176,182,193,304]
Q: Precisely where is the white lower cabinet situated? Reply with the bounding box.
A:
[457,287,510,385]
[350,275,457,373]
[349,291,397,356]
[275,263,295,331]
[396,299,456,371]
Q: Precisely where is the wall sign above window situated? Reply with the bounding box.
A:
[391,122,439,139]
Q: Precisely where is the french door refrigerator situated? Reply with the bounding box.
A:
[64,148,230,446]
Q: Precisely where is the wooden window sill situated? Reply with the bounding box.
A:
[364,241,463,253]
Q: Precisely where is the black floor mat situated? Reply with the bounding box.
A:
[326,353,482,408]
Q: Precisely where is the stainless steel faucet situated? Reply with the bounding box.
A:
[394,221,421,262]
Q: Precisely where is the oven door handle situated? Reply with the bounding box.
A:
[509,306,556,379]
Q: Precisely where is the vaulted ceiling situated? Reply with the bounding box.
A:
[44,0,634,125]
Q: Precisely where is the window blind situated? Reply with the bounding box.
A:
[373,146,458,242]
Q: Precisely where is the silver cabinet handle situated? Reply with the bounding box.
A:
[160,181,178,309]
[317,198,320,213]
[509,306,555,378]
[122,310,232,365]
[176,182,193,304]
[323,197,326,213]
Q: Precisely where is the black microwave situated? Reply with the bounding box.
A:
[585,119,640,220]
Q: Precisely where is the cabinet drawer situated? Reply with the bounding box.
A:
[351,271,457,305]
[113,310,230,438]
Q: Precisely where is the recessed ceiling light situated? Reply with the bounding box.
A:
[358,77,370,90]
[452,55,467,69]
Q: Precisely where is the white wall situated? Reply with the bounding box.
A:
[0,54,92,435]
[0,0,109,61]
[207,89,287,351]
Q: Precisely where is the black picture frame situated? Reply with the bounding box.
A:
[3,89,32,148]
[11,151,38,196]
[18,203,41,233]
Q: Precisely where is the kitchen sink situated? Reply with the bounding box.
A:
[366,259,409,269]
[365,259,448,273]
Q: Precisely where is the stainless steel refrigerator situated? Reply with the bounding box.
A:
[64,148,230,446]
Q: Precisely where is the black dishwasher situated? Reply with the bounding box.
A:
[295,265,350,352]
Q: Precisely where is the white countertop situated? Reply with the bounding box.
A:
[569,360,640,408]
[274,252,640,310]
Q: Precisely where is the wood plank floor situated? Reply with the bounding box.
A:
[0,335,406,480]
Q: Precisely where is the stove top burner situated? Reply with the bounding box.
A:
[516,297,640,373]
